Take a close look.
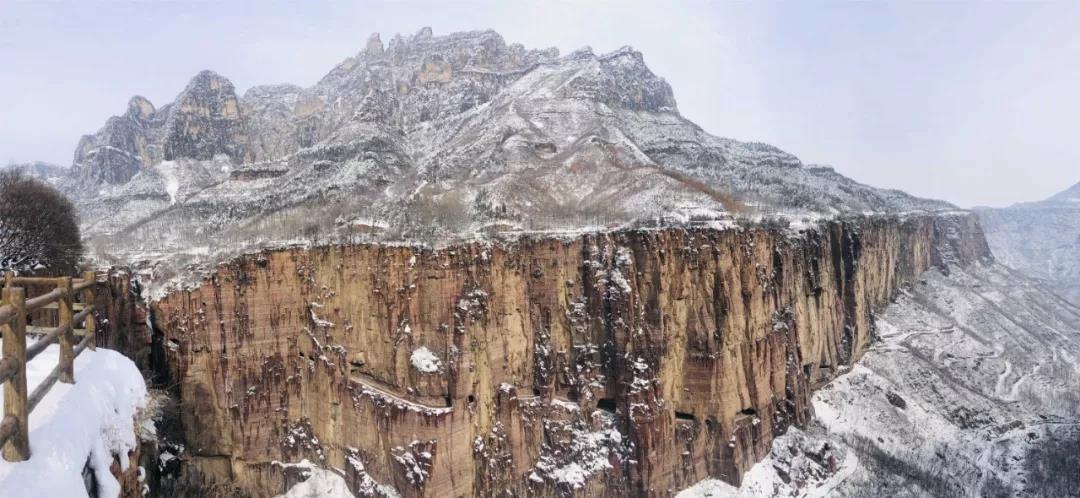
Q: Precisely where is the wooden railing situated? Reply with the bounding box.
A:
[0,271,97,462]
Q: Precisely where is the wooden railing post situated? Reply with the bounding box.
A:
[57,277,74,384]
[81,271,96,351]
[3,272,12,288]
[2,287,30,461]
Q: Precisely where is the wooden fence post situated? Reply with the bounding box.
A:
[57,277,74,384]
[3,272,12,288]
[2,287,30,461]
[81,271,96,351]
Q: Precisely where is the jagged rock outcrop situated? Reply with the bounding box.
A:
[71,71,249,187]
[162,70,251,164]
[975,181,1080,304]
[72,95,160,184]
[148,214,990,497]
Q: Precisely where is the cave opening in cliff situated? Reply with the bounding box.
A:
[675,411,696,422]
[146,308,174,388]
[739,407,758,417]
[596,398,617,413]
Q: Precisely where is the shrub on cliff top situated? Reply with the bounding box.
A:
[0,170,83,274]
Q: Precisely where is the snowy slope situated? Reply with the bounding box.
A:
[681,262,1080,497]
[976,181,1080,305]
[0,342,148,498]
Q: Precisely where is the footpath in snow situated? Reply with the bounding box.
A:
[0,340,147,498]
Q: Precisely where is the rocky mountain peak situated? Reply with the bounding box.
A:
[365,32,384,56]
[1048,180,1080,203]
[173,70,239,107]
[126,95,155,122]
[162,70,250,163]
[413,25,434,40]
[594,45,676,112]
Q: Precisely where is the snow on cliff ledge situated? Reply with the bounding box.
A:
[410,346,441,373]
[0,342,147,498]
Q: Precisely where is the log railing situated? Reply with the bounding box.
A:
[0,271,97,462]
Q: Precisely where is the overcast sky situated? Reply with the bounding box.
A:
[2,0,1077,207]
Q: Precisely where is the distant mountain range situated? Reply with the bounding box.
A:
[3,161,68,181]
[976,181,1080,304]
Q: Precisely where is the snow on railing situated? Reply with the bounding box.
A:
[0,271,98,462]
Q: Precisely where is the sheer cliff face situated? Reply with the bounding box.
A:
[150,214,989,497]
[975,181,1080,305]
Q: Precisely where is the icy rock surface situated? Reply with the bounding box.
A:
[53,27,954,282]
[976,180,1080,305]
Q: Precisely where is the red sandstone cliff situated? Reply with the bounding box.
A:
[147,214,990,497]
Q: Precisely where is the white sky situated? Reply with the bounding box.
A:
[1,0,1078,207]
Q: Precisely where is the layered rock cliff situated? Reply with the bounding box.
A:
[148,213,990,497]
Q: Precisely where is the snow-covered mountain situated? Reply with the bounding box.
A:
[56,28,953,270]
[975,181,1080,305]
[2,161,69,182]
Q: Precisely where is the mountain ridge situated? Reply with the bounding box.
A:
[975,179,1080,305]
[52,27,955,275]
[1048,179,1080,203]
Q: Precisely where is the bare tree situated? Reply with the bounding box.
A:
[0,171,83,274]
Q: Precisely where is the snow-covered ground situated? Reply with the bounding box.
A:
[0,342,147,498]
[681,262,1080,497]
[272,460,361,498]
